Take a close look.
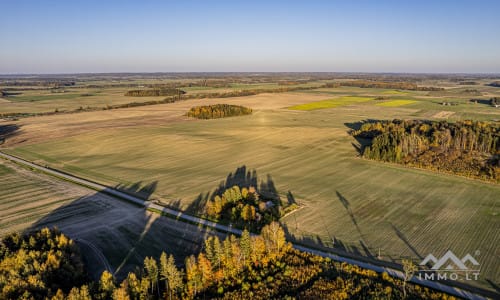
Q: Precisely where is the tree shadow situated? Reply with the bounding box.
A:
[114,181,158,200]
[186,165,285,214]
[286,191,297,205]
[25,180,218,281]
[389,222,423,260]
[344,119,381,155]
[280,222,400,271]
[0,124,21,145]
[469,98,494,106]
[215,165,258,194]
[336,191,362,238]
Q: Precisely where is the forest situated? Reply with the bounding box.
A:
[124,88,186,97]
[353,119,500,182]
[0,226,456,300]
[203,185,297,231]
[186,104,252,119]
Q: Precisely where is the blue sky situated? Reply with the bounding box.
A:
[1,0,499,73]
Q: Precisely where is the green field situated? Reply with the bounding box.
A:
[5,101,500,288]
[381,90,409,95]
[287,96,373,110]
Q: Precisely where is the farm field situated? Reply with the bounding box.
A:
[0,158,217,280]
[375,99,419,107]
[287,96,372,110]
[0,86,169,114]
[2,82,500,290]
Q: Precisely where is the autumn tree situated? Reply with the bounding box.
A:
[143,257,159,296]
[160,252,183,300]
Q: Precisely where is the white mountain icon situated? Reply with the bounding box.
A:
[420,250,479,270]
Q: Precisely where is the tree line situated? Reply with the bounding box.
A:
[124,88,186,97]
[186,104,252,119]
[323,80,444,91]
[0,226,457,299]
[353,119,500,182]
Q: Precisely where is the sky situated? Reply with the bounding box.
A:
[1,0,499,74]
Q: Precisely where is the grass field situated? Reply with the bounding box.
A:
[0,158,217,280]
[287,96,373,110]
[382,90,409,95]
[3,93,499,288]
[375,99,419,107]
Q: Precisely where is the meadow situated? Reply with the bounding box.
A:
[1,74,499,290]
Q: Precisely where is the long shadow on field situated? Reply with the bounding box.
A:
[336,191,364,240]
[0,124,21,145]
[282,223,388,268]
[281,191,378,262]
[115,181,158,201]
[26,180,217,282]
[186,165,284,214]
[389,222,423,260]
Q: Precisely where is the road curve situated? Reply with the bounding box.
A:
[76,238,114,275]
[0,151,491,300]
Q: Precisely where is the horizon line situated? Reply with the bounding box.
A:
[1,71,500,76]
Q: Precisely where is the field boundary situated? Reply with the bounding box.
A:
[0,150,494,300]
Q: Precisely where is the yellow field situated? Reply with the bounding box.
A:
[375,99,418,107]
[287,96,373,110]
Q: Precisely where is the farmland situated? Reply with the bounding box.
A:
[375,99,419,107]
[1,73,500,292]
[0,158,217,280]
[287,96,372,110]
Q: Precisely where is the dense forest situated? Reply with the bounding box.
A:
[353,119,500,182]
[0,228,88,299]
[203,185,297,231]
[124,88,186,97]
[0,226,457,299]
[186,104,252,119]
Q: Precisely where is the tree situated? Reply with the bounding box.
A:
[112,281,130,300]
[241,204,256,222]
[197,253,213,289]
[66,285,92,300]
[99,270,115,299]
[124,273,141,299]
[185,255,201,297]
[160,252,183,300]
[240,230,252,266]
[143,257,159,296]
[402,259,418,298]
[261,222,287,257]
